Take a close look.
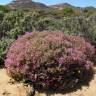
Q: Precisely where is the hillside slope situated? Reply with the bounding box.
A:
[8,0,48,9]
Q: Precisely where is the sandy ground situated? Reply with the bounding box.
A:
[0,69,33,96]
[0,68,96,96]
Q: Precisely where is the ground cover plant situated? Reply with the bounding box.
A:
[5,31,95,91]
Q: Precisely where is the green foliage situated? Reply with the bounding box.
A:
[62,7,74,15]
[0,5,10,13]
[0,11,4,21]
[0,38,14,64]
[35,17,55,31]
[60,16,96,45]
[0,11,96,43]
[0,11,24,39]
[7,27,24,39]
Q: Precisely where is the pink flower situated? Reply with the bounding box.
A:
[4,31,95,90]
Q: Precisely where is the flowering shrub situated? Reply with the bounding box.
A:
[5,31,95,91]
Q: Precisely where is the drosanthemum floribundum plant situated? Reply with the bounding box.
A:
[5,31,95,91]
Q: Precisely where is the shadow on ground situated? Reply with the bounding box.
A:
[0,63,5,69]
[32,71,94,95]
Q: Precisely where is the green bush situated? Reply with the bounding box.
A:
[62,7,74,15]
[0,5,10,13]
[60,16,96,45]
[0,38,14,64]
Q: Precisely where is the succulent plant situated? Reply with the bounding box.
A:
[5,31,95,91]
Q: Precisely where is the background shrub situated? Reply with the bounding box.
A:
[0,10,96,65]
[62,7,74,16]
[0,38,14,64]
[0,5,10,13]
[5,31,95,91]
[60,16,96,45]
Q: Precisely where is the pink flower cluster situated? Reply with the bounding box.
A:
[5,31,95,91]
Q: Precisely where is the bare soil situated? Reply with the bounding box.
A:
[0,69,33,96]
